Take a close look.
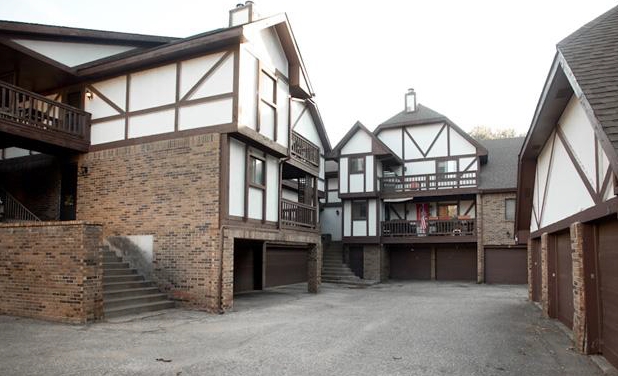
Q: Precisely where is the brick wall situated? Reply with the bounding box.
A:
[0,221,103,323]
[570,222,587,353]
[480,192,517,246]
[77,134,221,310]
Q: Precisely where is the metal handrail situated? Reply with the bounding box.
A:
[0,188,41,222]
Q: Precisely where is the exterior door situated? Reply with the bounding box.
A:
[531,240,542,302]
[553,231,574,329]
[389,247,431,280]
[485,247,527,284]
[598,219,618,368]
[264,246,308,288]
[436,246,476,281]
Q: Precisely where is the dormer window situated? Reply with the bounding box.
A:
[405,88,416,112]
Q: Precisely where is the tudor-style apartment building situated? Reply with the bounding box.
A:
[321,89,526,285]
[0,3,331,322]
[515,5,618,369]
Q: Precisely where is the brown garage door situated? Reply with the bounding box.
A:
[264,247,308,288]
[485,247,528,284]
[598,219,618,368]
[436,247,476,281]
[553,231,574,330]
[389,247,431,280]
[531,239,542,302]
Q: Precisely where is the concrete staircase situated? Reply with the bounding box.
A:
[102,247,175,319]
[322,241,368,285]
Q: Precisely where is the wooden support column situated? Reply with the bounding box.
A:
[431,247,437,280]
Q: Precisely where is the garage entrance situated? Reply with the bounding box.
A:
[264,244,308,288]
[389,246,431,280]
[485,247,527,284]
[436,246,476,281]
[233,239,263,294]
[598,218,618,369]
[549,231,574,329]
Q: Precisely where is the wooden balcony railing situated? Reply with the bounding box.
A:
[281,199,317,230]
[0,82,90,142]
[381,218,476,237]
[380,171,477,193]
[290,131,319,168]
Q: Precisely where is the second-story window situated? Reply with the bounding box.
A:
[352,201,367,220]
[505,198,516,221]
[249,156,265,187]
[350,157,364,174]
[259,68,277,140]
[436,159,457,174]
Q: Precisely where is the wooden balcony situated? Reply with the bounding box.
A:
[287,131,319,176]
[381,218,476,243]
[280,199,317,231]
[0,82,90,153]
[380,172,477,197]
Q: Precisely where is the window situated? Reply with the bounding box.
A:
[352,201,367,220]
[258,69,277,140]
[249,156,265,186]
[437,160,457,174]
[350,157,365,174]
[505,199,516,221]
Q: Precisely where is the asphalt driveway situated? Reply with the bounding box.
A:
[0,282,606,376]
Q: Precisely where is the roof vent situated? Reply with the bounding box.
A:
[229,1,260,27]
[405,88,416,113]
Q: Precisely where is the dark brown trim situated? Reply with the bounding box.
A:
[85,84,125,114]
[88,122,234,151]
[556,126,598,204]
[339,192,380,199]
[404,127,425,158]
[424,123,446,157]
[463,201,475,216]
[478,188,517,194]
[181,51,232,103]
[595,133,599,194]
[124,73,130,139]
[381,187,479,199]
[530,196,618,239]
[600,168,613,200]
[462,157,477,172]
[403,153,477,163]
[223,217,279,230]
[219,134,230,224]
[342,236,380,244]
[539,132,556,226]
[174,62,181,131]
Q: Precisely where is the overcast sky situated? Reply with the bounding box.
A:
[2,0,616,145]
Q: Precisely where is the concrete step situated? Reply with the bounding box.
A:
[322,268,356,276]
[103,274,144,283]
[104,293,170,310]
[104,268,138,276]
[104,300,176,319]
[104,287,161,300]
[103,256,122,263]
[103,262,130,269]
[103,280,155,291]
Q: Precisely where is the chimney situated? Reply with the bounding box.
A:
[405,88,416,112]
[229,1,260,27]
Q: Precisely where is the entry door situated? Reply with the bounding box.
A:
[598,219,618,368]
[60,164,77,221]
[553,231,574,329]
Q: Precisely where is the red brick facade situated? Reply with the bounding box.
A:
[77,134,222,311]
[0,221,103,323]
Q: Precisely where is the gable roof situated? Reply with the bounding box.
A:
[0,20,177,45]
[374,103,488,158]
[557,4,618,162]
[330,121,402,165]
[377,103,448,128]
[478,137,524,191]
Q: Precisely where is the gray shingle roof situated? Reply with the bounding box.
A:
[557,5,618,157]
[379,103,448,127]
[478,137,524,190]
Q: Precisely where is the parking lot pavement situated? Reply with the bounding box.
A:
[0,281,606,376]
